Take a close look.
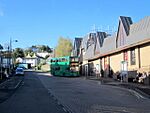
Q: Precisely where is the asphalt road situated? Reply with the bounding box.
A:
[0,71,150,113]
[37,72,150,113]
[0,71,66,113]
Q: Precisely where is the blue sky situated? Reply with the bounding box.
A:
[0,0,150,49]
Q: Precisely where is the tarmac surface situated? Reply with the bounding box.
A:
[0,73,150,103]
[0,71,150,113]
[0,76,24,103]
[38,72,150,113]
[0,72,66,113]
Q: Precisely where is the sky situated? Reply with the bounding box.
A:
[0,0,150,50]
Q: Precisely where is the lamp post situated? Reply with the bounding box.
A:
[9,38,18,75]
[0,44,3,79]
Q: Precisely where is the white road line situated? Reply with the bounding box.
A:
[129,89,146,99]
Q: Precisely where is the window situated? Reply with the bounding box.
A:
[58,58,62,62]
[124,51,128,61]
[130,49,136,65]
[74,57,79,62]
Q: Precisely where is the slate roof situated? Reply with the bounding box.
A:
[81,34,89,50]
[119,16,133,35]
[74,38,82,50]
[100,34,116,55]
[81,16,150,61]
[81,33,96,50]
[95,32,107,55]
[83,33,96,59]
[126,16,150,45]
[83,44,95,60]
[96,32,107,47]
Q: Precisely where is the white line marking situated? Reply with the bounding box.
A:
[129,89,146,99]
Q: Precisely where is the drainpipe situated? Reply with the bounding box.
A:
[138,47,141,69]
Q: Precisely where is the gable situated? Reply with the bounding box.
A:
[95,32,106,55]
[116,16,133,48]
[74,38,82,50]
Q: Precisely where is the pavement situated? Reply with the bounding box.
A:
[87,76,150,98]
[0,76,24,103]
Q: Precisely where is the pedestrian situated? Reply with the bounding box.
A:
[138,72,147,83]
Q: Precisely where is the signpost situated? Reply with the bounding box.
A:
[121,61,128,82]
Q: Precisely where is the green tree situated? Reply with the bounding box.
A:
[13,48,25,58]
[24,48,33,56]
[24,45,52,55]
[0,44,3,50]
[55,37,73,57]
[38,45,52,53]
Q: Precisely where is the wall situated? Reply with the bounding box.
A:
[140,42,150,72]
[128,47,140,71]
[89,59,101,76]
[110,52,123,73]
[81,60,88,76]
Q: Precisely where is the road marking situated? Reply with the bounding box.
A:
[129,89,146,99]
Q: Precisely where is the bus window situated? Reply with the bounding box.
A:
[75,58,79,62]
[65,59,68,62]
[58,58,62,62]
[62,58,65,62]
[62,58,67,62]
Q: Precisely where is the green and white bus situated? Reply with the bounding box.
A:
[49,56,79,76]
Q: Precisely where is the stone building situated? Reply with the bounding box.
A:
[72,16,150,84]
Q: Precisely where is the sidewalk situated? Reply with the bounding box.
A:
[0,76,24,103]
[87,76,150,98]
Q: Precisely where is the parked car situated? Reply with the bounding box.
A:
[15,67,24,76]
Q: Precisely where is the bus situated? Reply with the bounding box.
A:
[49,56,79,76]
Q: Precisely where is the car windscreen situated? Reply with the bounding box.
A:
[16,69,23,72]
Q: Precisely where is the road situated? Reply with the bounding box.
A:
[0,71,150,113]
[0,71,66,113]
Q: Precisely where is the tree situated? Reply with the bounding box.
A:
[55,37,73,57]
[24,45,52,55]
[24,48,33,56]
[13,48,25,58]
[0,44,3,50]
[38,45,52,53]
[45,45,53,53]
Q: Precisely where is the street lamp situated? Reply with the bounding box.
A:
[0,44,3,79]
[6,38,18,75]
[10,38,18,64]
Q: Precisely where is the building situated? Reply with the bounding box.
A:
[22,51,55,69]
[23,53,39,68]
[74,16,150,84]
[72,38,83,57]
